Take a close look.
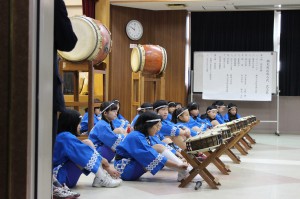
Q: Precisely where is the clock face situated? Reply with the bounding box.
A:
[126,20,143,41]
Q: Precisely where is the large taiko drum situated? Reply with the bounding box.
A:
[130,44,167,75]
[185,130,223,153]
[58,16,112,65]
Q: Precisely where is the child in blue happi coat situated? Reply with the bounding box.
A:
[114,111,188,181]
[131,102,153,129]
[171,107,202,136]
[166,101,176,121]
[112,99,130,132]
[80,106,101,133]
[224,103,241,122]
[187,102,208,132]
[153,100,192,150]
[200,105,220,128]
[89,101,127,162]
[53,109,122,189]
[212,101,227,124]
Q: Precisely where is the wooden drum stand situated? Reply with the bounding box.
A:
[131,71,165,119]
[59,60,106,135]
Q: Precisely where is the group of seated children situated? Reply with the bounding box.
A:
[52,99,241,198]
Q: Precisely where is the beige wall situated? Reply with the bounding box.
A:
[65,0,82,16]
[192,94,300,134]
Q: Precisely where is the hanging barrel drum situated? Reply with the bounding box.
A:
[57,16,112,65]
[130,44,167,75]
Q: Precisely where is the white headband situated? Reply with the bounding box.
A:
[100,102,115,114]
[177,109,188,118]
[154,105,168,110]
[146,119,161,123]
[168,102,176,106]
[137,106,153,111]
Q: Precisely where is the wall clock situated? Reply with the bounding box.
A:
[126,20,143,40]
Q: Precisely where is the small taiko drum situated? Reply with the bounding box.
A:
[130,44,167,75]
[233,118,246,131]
[225,121,238,135]
[185,130,223,153]
[58,16,112,65]
[214,126,232,141]
[244,115,257,125]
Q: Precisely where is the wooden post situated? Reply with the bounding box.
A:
[88,61,94,132]
[131,72,165,120]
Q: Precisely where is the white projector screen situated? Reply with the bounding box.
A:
[193,52,277,101]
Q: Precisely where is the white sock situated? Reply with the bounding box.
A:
[95,165,107,178]
[162,149,185,171]
[162,149,183,164]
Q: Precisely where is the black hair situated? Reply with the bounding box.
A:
[227,103,237,110]
[100,101,118,129]
[84,106,100,112]
[168,101,176,108]
[200,105,217,121]
[112,99,119,104]
[134,111,162,136]
[212,100,226,107]
[57,109,82,136]
[112,99,121,116]
[187,102,199,111]
[153,100,168,111]
[175,102,182,107]
[100,101,118,113]
[171,107,187,124]
[187,102,199,120]
[138,102,153,115]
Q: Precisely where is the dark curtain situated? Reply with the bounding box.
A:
[191,11,274,70]
[82,0,96,18]
[279,11,300,96]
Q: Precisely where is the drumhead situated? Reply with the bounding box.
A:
[186,130,220,142]
[130,47,141,72]
[58,16,98,62]
[159,46,167,74]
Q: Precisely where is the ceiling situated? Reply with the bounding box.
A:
[110,0,300,11]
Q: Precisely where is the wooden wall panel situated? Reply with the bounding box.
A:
[0,0,29,198]
[0,0,9,198]
[110,6,187,120]
[153,11,187,105]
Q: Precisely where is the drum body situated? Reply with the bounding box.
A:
[186,131,223,153]
[234,118,248,130]
[232,119,244,131]
[58,16,112,65]
[226,122,238,135]
[131,44,167,75]
[244,115,257,125]
[214,126,232,141]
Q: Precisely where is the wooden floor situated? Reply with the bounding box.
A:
[73,133,300,199]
